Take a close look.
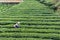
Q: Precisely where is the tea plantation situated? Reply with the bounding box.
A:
[0,0,59,40]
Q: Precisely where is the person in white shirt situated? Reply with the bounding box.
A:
[14,22,20,28]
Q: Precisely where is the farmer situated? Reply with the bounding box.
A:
[14,22,20,28]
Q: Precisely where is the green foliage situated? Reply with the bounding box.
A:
[0,0,59,40]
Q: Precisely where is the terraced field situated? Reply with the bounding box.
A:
[0,0,60,40]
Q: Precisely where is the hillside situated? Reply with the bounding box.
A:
[0,0,59,40]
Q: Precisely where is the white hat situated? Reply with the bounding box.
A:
[17,22,20,24]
